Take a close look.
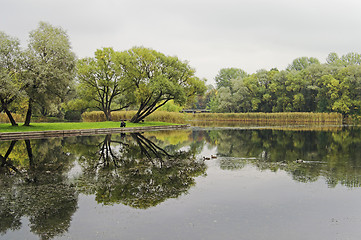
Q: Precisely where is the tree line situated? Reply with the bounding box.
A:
[0,22,206,126]
[3,21,361,124]
[208,54,361,117]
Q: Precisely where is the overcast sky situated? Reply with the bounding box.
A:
[2,0,361,85]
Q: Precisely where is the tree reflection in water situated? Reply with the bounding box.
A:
[0,131,206,238]
[210,127,361,188]
[75,133,207,209]
[2,127,361,239]
[0,139,78,240]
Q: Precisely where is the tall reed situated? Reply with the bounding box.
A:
[81,111,343,124]
[82,111,187,123]
[186,112,343,124]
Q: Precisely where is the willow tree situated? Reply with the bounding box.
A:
[22,22,76,126]
[77,47,131,121]
[117,47,206,123]
[0,32,22,126]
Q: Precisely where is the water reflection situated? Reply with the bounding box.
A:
[205,127,361,188]
[74,133,207,208]
[0,131,205,239]
[1,126,361,239]
[0,138,77,240]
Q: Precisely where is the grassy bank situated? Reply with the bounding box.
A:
[0,121,175,133]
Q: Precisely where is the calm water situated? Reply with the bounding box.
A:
[1,126,361,240]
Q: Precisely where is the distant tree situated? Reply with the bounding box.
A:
[286,57,320,71]
[77,47,131,121]
[331,65,361,115]
[21,22,76,126]
[341,52,361,66]
[117,47,206,123]
[326,52,343,66]
[0,32,22,125]
[214,68,248,89]
[190,84,215,109]
[269,70,292,112]
[243,70,272,112]
[212,79,251,113]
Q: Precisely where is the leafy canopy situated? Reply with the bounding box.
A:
[116,46,206,122]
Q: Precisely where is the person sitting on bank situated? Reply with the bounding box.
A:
[120,120,126,127]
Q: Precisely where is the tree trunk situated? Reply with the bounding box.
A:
[25,140,33,167]
[0,140,17,167]
[131,98,170,123]
[102,107,112,121]
[1,99,18,126]
[24,99,33,126]
[107,110,112,121]
[130,112,140,123]
[4,107,18,126]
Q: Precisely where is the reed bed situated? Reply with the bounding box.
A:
[82,111,187,123]
[1,111,343,125]
[0,113,24,123]
[82,111,343,125]
[187,112,343,124]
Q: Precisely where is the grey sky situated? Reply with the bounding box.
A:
[2,0,361,85]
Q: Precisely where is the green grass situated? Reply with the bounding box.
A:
[0,121,176,133]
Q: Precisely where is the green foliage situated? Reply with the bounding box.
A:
[64,110,82,121]
[286,56,320,71]
[4,22,361,120]
[211,53,361,116]
[159,100,183,112]
[77,47,131,121]
[215,68,248,89]
[0,31,23,125]
[21,22,76,125]
[116,47,206,123]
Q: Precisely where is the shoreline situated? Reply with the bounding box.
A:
[0,124,190,141]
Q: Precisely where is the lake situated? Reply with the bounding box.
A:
[1,125,361,240]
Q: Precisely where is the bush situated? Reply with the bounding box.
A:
[65,110,82,121]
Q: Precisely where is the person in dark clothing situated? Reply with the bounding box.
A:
[120,120,126,127]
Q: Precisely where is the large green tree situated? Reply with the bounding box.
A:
[0,32,22,126]
[243,69,273,112]
[214,67,248,90]
[117,47,206,123]
[286,57,320,71]
[21,22,76,126]
[341,52,361,66]
[210,78,252,113]
[77,47,131,121]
